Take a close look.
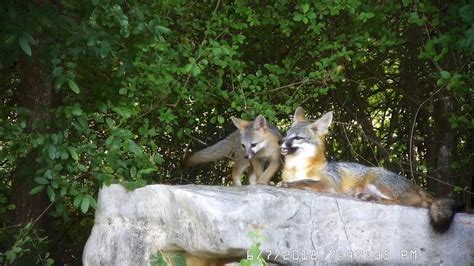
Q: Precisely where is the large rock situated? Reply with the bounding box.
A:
[83,184,473,265]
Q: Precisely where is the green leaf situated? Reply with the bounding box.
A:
[46,258,54,266]
[365,12,375,18]
[150,253,168,266]
[30,186,45,195]
[459,3,474,24]
[47,186,55,201]
[54,75,67,90]
[128,140,142,155]
[73,194,83,207]
[190,64,201,76]
[61,150,69,160]
[19,33,32,56]
[156,25,171,34]
[34,177,49,185]
[81,196,90,213]
[44,169,53,179]
[66,62,76,68]
[70,106,83,116]
[67,147,79,161]
[249,243,262,262]
[51,133,58,144]
[6,249,17,264]
[172,254,186,266]
[48,145,57,160]
[112,107,132,118]
[68,79,80,94]
[85,195,97,210]
[130,166,137,178]
[293,13,304,22]
[99,40,111,58]
[301,3,310,13]
[183,63,193,73]
[217,115,225,124]
[52,67,63,77]
[106,117,115,128]
[440,71,451,79]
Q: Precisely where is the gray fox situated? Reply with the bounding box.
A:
[186,115,282,186]
[280,107,459,233]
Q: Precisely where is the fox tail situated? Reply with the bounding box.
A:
[185,131,239,167]
[429,198,462,233]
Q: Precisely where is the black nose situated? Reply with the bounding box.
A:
[244,155,249,159]
[282,139,292,147]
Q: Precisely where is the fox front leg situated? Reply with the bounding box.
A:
[256,160,280,185]
[231,159,250,186]
[249,159,264,185]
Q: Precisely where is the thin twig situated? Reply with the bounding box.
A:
[32,200,56,226]
[213,0,221,13]
[410,170,473,195]
[337,121,376,167]
[187,134,208,145]
[408,87,442,179]
[261,78,321,94]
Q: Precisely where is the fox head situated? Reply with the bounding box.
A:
[281,107,333,158]
[231,115,271,159]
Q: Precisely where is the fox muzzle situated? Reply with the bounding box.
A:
[244,150,255,159]
[281,139,297,155]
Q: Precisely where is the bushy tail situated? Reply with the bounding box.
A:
[185,131,240,167]
[429,198,462,233]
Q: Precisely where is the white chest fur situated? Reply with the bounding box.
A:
[283,155,312,182]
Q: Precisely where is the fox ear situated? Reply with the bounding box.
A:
[309,111,333,135]
[231,116,249,130]
[253,115,268,130]
[292,107,307,126]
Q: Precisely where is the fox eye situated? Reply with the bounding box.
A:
[241,144,245,149]
[293,136,303,141]
[251,143,257,148]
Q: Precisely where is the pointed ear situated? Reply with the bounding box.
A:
[231,116,249,131]
[292,107,307,126]
[309,111,333,135]
[253,115,268,130]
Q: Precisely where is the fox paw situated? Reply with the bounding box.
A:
[356,192,377,202]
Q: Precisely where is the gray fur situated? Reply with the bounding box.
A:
[185,131,241,166]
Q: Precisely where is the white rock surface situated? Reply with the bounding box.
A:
[83,184,473,265]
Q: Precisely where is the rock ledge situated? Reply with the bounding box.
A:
[83,184,473,265]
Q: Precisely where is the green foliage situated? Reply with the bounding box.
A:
[240,229,267,266]
[0,223,54,265]
[150,252,186,266]
[459,1,474,49]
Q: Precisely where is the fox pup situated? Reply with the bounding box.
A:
[280,107,459,233]
[186,115,281,186]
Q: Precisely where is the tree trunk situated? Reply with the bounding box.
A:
[10,53,53,229]
[427,95,456,197]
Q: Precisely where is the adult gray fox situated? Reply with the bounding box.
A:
[186,115,281,186]
[280,107,459,233]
